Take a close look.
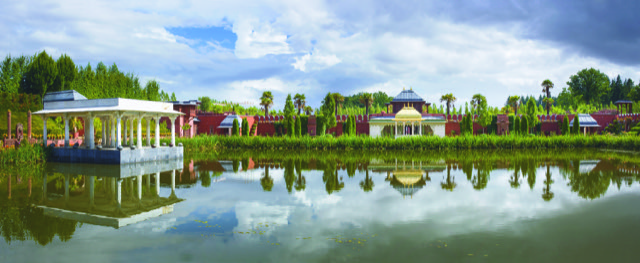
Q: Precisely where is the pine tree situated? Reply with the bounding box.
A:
[572,115,580,135]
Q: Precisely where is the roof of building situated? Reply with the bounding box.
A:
[218,115,243,129]
[34,90,184,117]
[570,114,600,127]
[391,89,425,102]
[614,100,634,104]
[394,105,422,120]
[171,100,200,106]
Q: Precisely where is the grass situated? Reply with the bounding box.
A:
[0,143,48,165]
[173,134,640,152]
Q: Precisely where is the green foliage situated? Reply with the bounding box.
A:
[300,115,308,136]
[294,93,306,115]
[0,144,47,164]
[52,54,76,92]
[440,93,457,117]
[284,94,295,118]
[0,55,32,94]
[175,134,640,151]
[241,118,249,136]
[321,93,337,130]
[572,115,580,135]
[316,115,326,136]
[232,119,239,136]
[23,51,57,97]
[286,116,294,137]
[514,117,521,135]
[199,96,213,112]
[562,115,570,135]
[526,98,538,133]
[260,91,274,116]
[520,116,529,135]
[295,116,302,137]
[567,68,610,104]
[605,119,623,135]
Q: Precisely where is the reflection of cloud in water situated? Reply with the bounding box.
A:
[235,201,290,237]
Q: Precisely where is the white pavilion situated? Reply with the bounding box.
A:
[369,103,446,138]
[33,90,184,164]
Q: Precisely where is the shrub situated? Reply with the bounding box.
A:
[572,115,580,135]
[232,119,239,136]
[514,117,521,135]
[241,118,249,136]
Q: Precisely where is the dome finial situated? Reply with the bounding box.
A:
[403,86,405,91]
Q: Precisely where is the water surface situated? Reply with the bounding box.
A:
[2,150,640,262]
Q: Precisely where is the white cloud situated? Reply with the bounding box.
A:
[292,51,341,72]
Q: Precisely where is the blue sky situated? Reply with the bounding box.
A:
[1,0,639,110]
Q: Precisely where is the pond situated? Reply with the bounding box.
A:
[1,149,640,262]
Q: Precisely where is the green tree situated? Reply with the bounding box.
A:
[526,98,538,134]
[199,96,213,112]
[521,116,529,135]
[514,116,521,135]
[294,93,306,115]
[440,93,457,118]
[170,92,177,101]
[295,116,301,137]
[260,91,274,116]
[359,93,374,116]
[232,118,239,136]
[567,68,610,104]
[321,93,337,131]
[572,115,580,135]
[562,115,570,135]
[24,51,57,97]
[304,105,313,115]
[241,118,249,136]
[541,79,554,116]
[0,55,32,94]
[52,54,76,92]
[508,95,521,115]
[144,80,161,101]
[332,93,345,114]
[474,94,492,133]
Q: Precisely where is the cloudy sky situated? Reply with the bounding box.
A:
[2,0,640,109]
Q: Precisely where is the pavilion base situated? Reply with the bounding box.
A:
[49,146,184,164]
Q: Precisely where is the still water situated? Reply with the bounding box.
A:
[2,150,640,262]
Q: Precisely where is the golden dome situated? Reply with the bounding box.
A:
[393,170,424,185]
[394,104,422,121]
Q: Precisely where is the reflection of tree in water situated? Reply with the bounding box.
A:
[346,162,357,178]
[294,159,306,192]
[509,163,522,189]
[460,160,473,181]
[360,170,374,192]
[260,166,273,192]
[241,158,249,172]
[525,159,537,190]
[441,165,456,191]
[283,159,295,193]
[232,160,239,173]
[321,159,344,194]
[199,170,211,188]
[0,174,79,246]
[567,160,611,200]
[542,164,554,201]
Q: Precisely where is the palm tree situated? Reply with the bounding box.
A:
[541,79,554,116]
[294,93,306,115]
[508,95,521,116]
[440,93,457,118]
[359,93,374,116]
[542,164,554,201]
[471,94,486,119]
[359,170,375,192]
[304,106,314,115]
[332,93,344,115]
[260,91,274,116]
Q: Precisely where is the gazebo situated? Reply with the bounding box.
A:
[614,100,633,115]
[570,114,600,135]
[369,104,446,137]
[33,90,184,164]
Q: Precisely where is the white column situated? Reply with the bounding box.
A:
[101,118,105,146]
[137,175,142,200]
[116,114,122,147]
[146,118,151,147]
[64,114,70,147]
[88,115,95,149]
[130,117,134,146]
[110,118,115,147]
[43,117,48,146]
[155,172,160,196]
[395,122,398,139]
[420,123,423,135]
[116,179,122,210]
[170,116,176,147]
[137,116,143,148]
[124,119,128,145]
[155,116,160,147]
[412,122,414,136]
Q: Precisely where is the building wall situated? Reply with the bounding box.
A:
[196,114,257,136]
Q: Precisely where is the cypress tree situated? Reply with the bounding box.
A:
[241,118,248,136]
[561,115,569,135]
[572,115,580,135]
[514,116,521,135]
[521,116,529,135]
[232,118,239,136]
[295,116,301,137]
[287,116,294,137]
[351,115,357,136]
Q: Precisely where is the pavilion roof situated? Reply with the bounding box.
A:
[614,100,634,104]
[391,89,425,102]
[570,114,600,127]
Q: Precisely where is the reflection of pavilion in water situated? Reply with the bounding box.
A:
[370,159,446,198]
[38,160,184,228]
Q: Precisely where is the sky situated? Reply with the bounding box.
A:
[1,0,640,110]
